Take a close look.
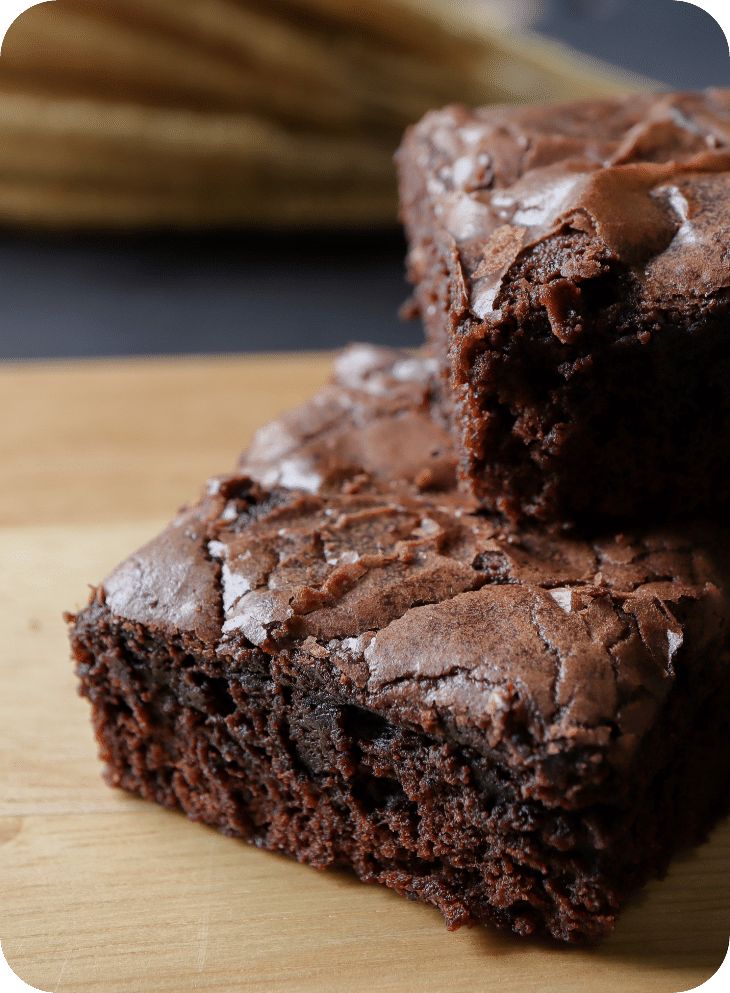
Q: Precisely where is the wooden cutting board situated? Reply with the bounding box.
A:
[1,354,728,993]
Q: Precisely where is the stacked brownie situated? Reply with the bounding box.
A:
[69,91,730,943]
[397,89,730,527]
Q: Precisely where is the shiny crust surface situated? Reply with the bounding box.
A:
[397,91,730,525]
[100,346,730,804]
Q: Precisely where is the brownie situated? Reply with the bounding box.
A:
[68,345,730,942]
[396,90,730,528]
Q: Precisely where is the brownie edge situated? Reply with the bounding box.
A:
[69,346,730,943]
[397,91,730,528]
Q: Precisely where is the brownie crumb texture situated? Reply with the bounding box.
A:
[397,90,730,528]
[69,346,730,942]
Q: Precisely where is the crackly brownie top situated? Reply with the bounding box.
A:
[240,343,456,494]
[101,346,730,793]
[399,89,730,336]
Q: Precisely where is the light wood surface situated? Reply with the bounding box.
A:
[1,353,728,992]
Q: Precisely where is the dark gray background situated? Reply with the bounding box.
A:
[2,0,729,360]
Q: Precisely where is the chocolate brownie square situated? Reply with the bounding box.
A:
[68,346,730,942]
[397,90,730,528]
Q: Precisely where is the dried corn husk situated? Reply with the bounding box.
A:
[0,0,656,229]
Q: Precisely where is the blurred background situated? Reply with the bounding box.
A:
[0,0,728,360]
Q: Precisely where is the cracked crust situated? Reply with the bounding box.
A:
[69,344,730,941]
[397,90,730,526]
[95,466,728,806]
[96,347,730,791]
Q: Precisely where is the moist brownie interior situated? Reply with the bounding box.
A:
[69,346,730,942]
[397,90,730,527]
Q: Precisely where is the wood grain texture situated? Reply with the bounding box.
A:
[1,354,728,992]
[0,352,333,527]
